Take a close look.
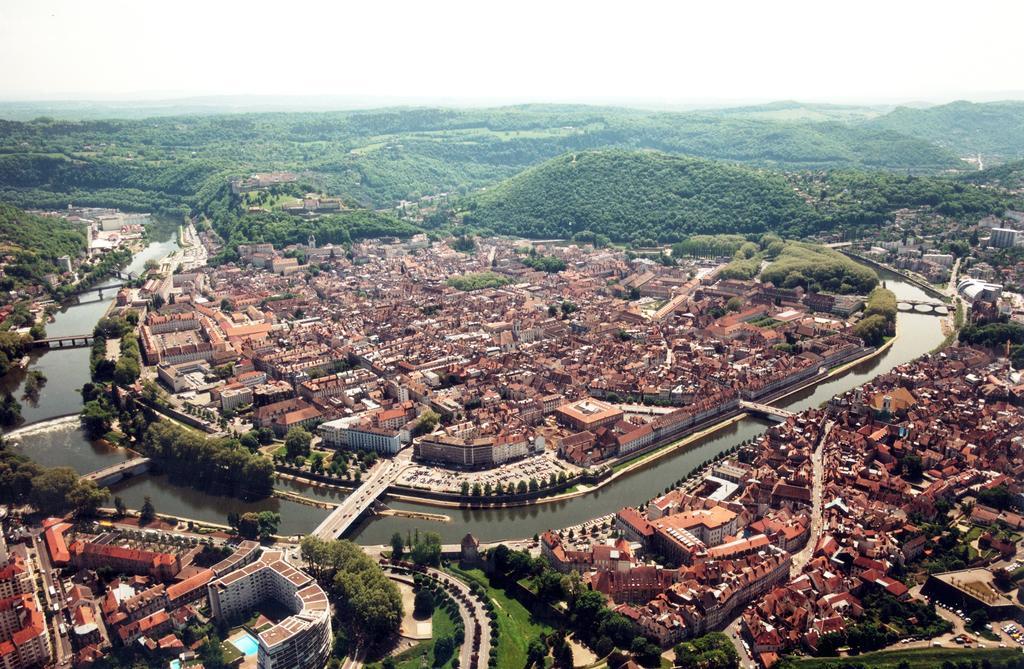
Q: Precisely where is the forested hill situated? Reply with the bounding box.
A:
[0,203,86,289]
[0,104,964,212]
[870,100,1024,161]
[461,150,819,244]
[459,151,1019,245]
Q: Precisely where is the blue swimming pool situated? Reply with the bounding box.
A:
[231,632,260,656]
[169,661,181,669]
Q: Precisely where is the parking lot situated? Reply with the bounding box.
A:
[397,452,579,493]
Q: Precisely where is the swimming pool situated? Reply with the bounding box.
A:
[169,661,181,669]
[231,632,260,656]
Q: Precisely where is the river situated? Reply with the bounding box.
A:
[5,262,945,544]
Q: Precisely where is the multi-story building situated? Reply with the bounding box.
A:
[319,418,402,455]
[990,227,1022,248]
[208,551,331,669]
[69,541,180,581]
[0,557,32,600]
[0,595,51,669]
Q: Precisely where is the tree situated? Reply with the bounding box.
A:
[553,634,573,669]
[535,569,565,603]
[257,427,276,445]
[434,636,455,665]
[139,496,156,525]
[631,637,662,667]
[67,480,109,517]
[854,313,890,347]
[285,427,312,460]
[255,511,281,540]
[28,322,46,341]
[240,432,260,452]
[238,512,260,539]
[114,496,127,518]
[902,454,923,480]
[410,532,442,567]
[726,296,744,312]
[571,590,607,629]
[993,567,1014,591]
[413,588,435,617]
[390,532,404,560]
[415,409,440,436]
[29,467,80,514]
[113,354,141,386]
[0,393,21,428]
[526,637,548,667]
[80,400,114,439]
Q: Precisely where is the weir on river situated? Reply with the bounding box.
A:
[5,265,946,544]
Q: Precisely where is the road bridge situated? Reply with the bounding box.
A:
[82,457,151,487]
[739,400,795,422]
[311,458,403,540]
[32,334,95,350]
[896,299,949,315]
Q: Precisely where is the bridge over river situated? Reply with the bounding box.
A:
[82,457,151,487]
[311,456,405,540]
[896,298,949,315]
[739,401,796,422]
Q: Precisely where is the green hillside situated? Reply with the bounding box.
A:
[870,100,1024,160]
[0,104,964,214]
[461,150,819,244]
[0,203,86,290]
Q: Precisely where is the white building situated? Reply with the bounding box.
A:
[208,550,331,669]
[319,417,402,455]
[990,227,1022,248]
[958,278,1003,303]
[221,386,254,412]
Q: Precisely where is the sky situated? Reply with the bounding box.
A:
[1,0,1023,105]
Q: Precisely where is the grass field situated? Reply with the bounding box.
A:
[787,647,1022,669]
[384,604,459,669]
[449,565,551,669]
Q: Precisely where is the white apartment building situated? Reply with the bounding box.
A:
[319,417,402,455]
[208,551,331,669]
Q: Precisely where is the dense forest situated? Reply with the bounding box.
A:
[2,101,1014,217]
[462,150,820,244]
[0,203,87,290]
[0,101,1022,251]
[869,100,1024,161]
[461,151,1019,244]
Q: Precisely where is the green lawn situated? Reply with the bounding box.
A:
[787,647,1021,669]
[448,565,551,669]
[220,639,243,664]
[380,604,459,669]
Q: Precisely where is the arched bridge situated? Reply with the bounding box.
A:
[896,299,949,315]
[740,400,795,422]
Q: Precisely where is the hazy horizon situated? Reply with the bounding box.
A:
[2,0,1023,107]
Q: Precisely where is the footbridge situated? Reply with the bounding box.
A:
[740,401,795,422]
[32,334,95,350]
[82,457,151,487]
[311,458,403,540]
